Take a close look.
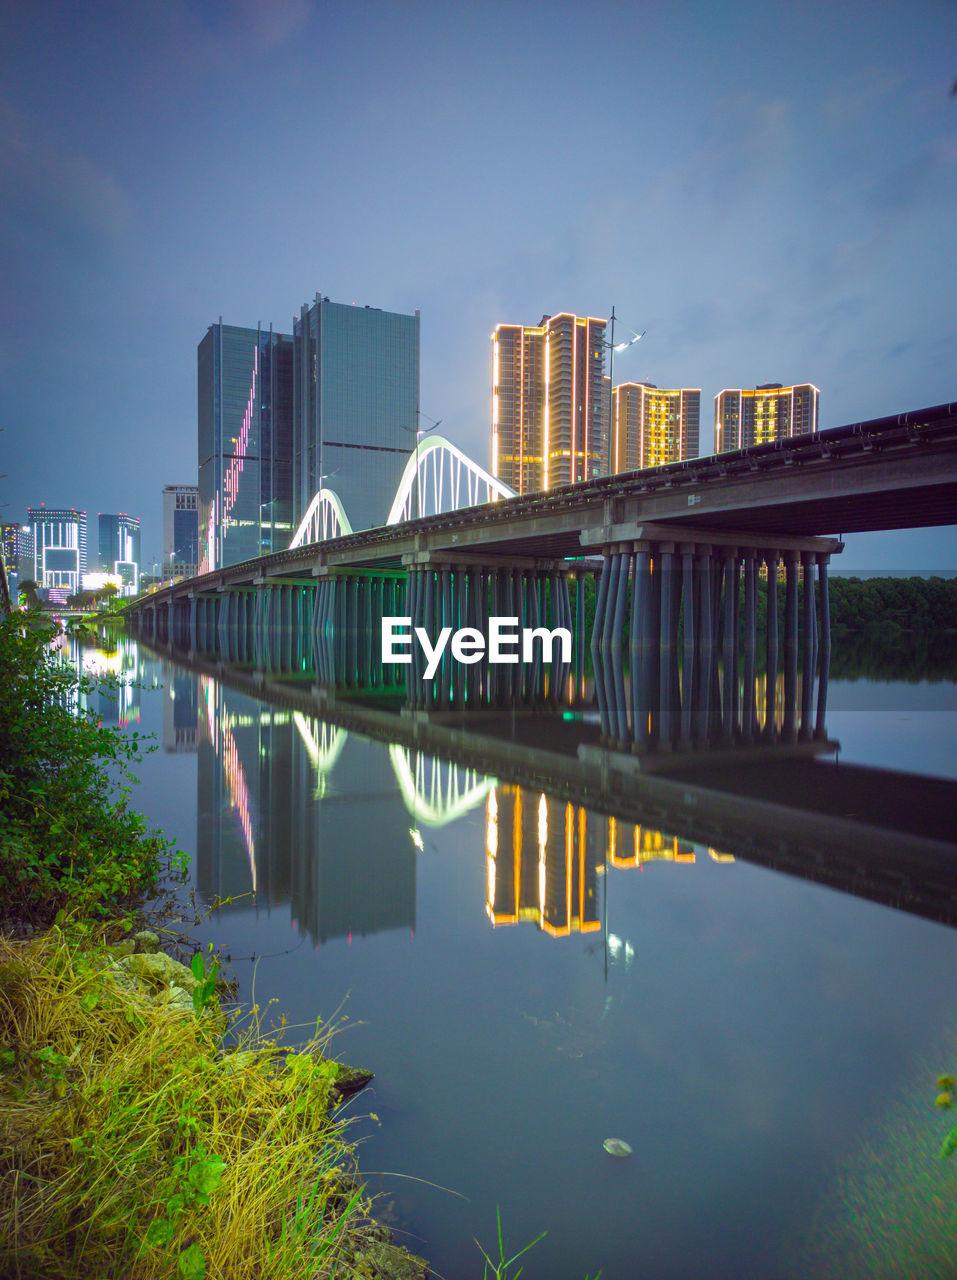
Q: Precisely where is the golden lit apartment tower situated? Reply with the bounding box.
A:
[610,383,701,473]
[492,312,607,493]
[715,382,819,453]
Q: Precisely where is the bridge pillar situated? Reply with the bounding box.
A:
[800,551,817,740]
[657,546,680,752]
[718,550,737,743]
[782,551,800,742]
[764,551,779,741]
[815,554,831,740]
[695,546,714,746]
[741,551,758,743]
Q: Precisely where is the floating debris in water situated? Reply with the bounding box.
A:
[603,1138,632,1158]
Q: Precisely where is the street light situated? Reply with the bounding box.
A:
[605,307,645,474]
[401,412,442,519]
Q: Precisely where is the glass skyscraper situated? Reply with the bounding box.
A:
[162,485,199,580]
[293,296,420,533]
[98,513,141,594]
[198,324,294,571]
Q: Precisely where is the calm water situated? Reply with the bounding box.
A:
[84,637,957,1279]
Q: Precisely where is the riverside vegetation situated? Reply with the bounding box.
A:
[0,611,426,1278]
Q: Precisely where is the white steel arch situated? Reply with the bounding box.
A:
[289,489,354,548]
[387,436,515,525]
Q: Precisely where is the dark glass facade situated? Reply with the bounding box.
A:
[98,513,141,592]
[293,298,420,532]
[198,324,294,571]
[162,485,199,579]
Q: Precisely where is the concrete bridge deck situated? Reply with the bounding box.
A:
[130,400,957,609]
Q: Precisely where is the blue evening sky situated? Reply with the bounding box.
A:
[1,0,955,570]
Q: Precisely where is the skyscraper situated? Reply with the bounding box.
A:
[27,507,87,600]
[715,382,819,453]
[162,485,199,580]
[1,523,33,598]
[293,296,420,533]
[198,324,294,572]
[610,383,701,473]
[98,513,141,595]
[492,312,607,494]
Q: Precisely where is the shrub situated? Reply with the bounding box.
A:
[0,612,169,926]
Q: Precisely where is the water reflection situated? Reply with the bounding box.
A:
[84,624,957,1279]
[126,632,957,934]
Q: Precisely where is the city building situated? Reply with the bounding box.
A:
[610,383,701,473]
[715,382,819,453]
[198,324,294,571]
[293,295,420,533]
[98,513,140,595]
[492,312,608,494]
[162,484,199,581]
[1,522,34,597]
[26,506,87,601]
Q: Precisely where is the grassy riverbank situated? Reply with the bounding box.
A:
[0,612,426,1278]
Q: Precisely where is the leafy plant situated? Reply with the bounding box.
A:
[191,949,221,1015]
[0,611,174,924]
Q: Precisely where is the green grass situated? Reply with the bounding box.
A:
[0,921,368,1278]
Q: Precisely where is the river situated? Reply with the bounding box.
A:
[79,631,957,1279]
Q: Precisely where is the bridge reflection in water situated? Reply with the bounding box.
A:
[128,628,957,945]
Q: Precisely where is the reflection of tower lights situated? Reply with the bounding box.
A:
[201,676,257,892]
[538,793,547,920]
[486,790,498,919]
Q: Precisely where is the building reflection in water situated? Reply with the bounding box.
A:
[195,677,419,946]
[75,634,141,729]
[486,786,731,937]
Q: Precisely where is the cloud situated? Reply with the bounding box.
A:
[0,100,132,259]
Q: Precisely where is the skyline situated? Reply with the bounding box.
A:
[2,0,955,569]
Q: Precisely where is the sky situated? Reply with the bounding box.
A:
[1,0,955,570]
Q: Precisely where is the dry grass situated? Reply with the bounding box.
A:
[0,923,368,1278]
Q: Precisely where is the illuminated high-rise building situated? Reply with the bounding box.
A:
[1,523,33,598]
[715,382,819,453]
[162,484,199,580]
[27,506,87,600]
[492,312,607,493]
[200,295,420,571]
[293,295,420,533]
[98,513,140,595]
[198,323,294,571]
[610,383,700,473]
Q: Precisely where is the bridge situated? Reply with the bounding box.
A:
[138,634,957,931]
[127,400,957,751]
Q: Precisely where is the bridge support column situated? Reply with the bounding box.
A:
[657,546,679,752]
[679,547,697,749]
[695,546,714,746]
[764,552,779,740]
[741,551,758,743]
[783,551,800,742]
[800,551,817,740]
[815,554,831,740]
